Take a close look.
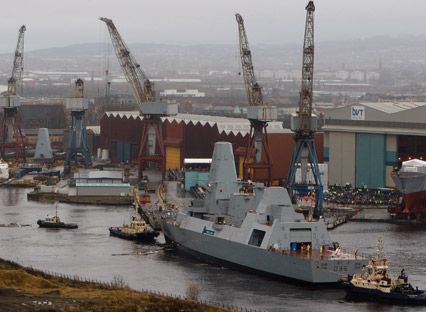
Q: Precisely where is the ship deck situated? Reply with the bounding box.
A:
[269,247,369,261]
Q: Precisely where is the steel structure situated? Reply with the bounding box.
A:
[287,1,324,219]
[64,78,92,174]
[99,17,154,104]
[0,25,26,162]
[236,13,276,184]
[100,17,177,180]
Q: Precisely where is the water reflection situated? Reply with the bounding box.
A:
[1,188,20,206]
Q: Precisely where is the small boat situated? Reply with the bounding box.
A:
[37,204,78,229]
[341,238,426,305]
[109,216,159,242]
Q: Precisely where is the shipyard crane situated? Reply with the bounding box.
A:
[64,78,92,174]
[236,13,277,184]
[100,17,177,180]
[8,25,26,96]
[0,25,27,162]
[287,1,324,219]
[99,18,154,104]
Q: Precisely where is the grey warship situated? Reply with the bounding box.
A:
[162,142,368,284]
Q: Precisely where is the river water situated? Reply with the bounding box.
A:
[1,187,426,312]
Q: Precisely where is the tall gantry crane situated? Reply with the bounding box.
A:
[0,25,27,162]
[236,13,277,184]
[287,1,323,219]
[64,78,92,174]
[100,17,177,180]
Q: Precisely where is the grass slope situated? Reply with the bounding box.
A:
[0,259,230,312]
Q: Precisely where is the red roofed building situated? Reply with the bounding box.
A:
[100,112,323,184]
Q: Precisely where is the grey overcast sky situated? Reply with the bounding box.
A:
[0,0,425,53]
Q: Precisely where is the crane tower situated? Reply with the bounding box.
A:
[287,1,324,219]
[100,17,177,180]
[64,78,92,174]
[236,14,277,184]
[0,25,26,162]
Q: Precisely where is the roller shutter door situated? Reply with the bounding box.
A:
[116,141,124,162]
[328,132,356,186]
[356,133,385,188]
[123,142,131,162]
[166,146,181,170]
[238,156,244,179]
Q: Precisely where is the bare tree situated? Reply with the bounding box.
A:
[111,275,129,289]
[185,283,201,301]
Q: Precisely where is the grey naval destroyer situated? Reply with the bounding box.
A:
[162,142,369,284]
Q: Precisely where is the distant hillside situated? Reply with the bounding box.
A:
[1,35,426,74]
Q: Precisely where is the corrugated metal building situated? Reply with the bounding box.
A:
[100,112,324,184]
[323,102,426,188]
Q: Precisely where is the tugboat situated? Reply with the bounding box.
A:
[37,204,78,229]
[341,238,426,305]
[109,215,159,242]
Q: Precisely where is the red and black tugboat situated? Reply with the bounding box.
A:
[37,204,78,229]
[341,238,426,305]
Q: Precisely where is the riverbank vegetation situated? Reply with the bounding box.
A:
[0,258,229,312]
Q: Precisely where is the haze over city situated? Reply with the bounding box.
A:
[1,0,426,52]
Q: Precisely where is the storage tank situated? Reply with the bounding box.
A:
[101,149,109,161]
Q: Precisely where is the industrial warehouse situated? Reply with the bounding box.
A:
[99,111,323,184]
[323,101,426,188]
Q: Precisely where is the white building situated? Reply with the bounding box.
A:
[160,89,205,98]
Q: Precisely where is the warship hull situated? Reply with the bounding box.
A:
[391,171,426,216]
[162,142,368,285]
[390,159,426,217]
[162,221,366,284]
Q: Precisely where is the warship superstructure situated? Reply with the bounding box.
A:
[162,142,368,284]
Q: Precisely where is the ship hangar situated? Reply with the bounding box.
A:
[323,101,426,188]
[99,111,324,184]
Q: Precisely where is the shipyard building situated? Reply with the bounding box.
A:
[323,102,426,188]
[100,111,324,184]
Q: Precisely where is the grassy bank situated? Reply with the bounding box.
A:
[0,258,230,312]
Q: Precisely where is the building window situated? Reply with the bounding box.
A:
[248,229,266,247]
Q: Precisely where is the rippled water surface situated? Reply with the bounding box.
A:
[1,188,426,311]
